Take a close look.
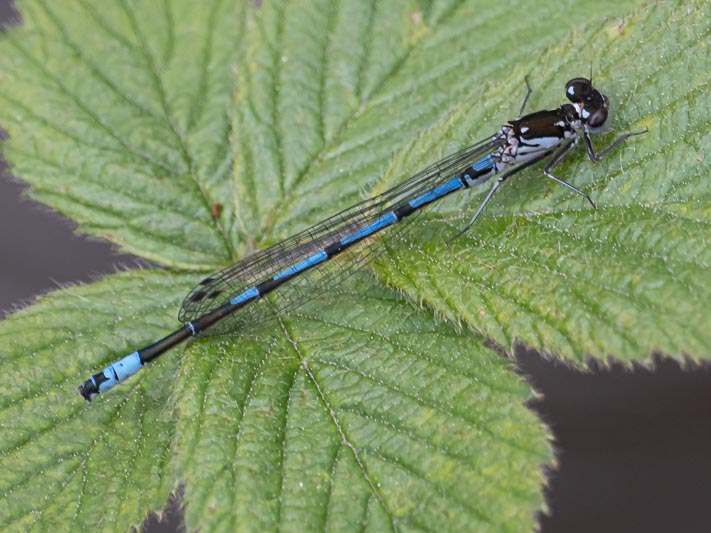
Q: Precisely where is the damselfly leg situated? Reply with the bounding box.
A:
[518,75,533,118]
[542,140,596,209]
[448,153,551,243]
[583,127,649,162]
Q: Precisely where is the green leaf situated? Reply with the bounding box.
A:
[375,2,711,362]
[1,0,708,532]
[381,1,711,362]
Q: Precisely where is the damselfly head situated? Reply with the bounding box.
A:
[565,77,610,132]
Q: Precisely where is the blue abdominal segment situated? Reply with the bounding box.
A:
[473,154,494,172]
[230,286,261,305]
[340,212,399,246]
[408,178,464,209]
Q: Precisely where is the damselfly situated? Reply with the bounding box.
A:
[78,77,647,401]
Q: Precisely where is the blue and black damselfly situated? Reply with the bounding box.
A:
[78,77,647,401]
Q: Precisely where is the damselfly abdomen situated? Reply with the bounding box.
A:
[78,77,647,401]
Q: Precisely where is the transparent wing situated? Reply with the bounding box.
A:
[179,136,502,336]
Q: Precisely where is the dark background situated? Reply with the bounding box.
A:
[2,2,710,532]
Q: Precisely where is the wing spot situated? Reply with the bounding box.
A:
[190,290,207,302]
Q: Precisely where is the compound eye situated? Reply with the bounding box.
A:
[565,78,593,103]
[587,107,609,130]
